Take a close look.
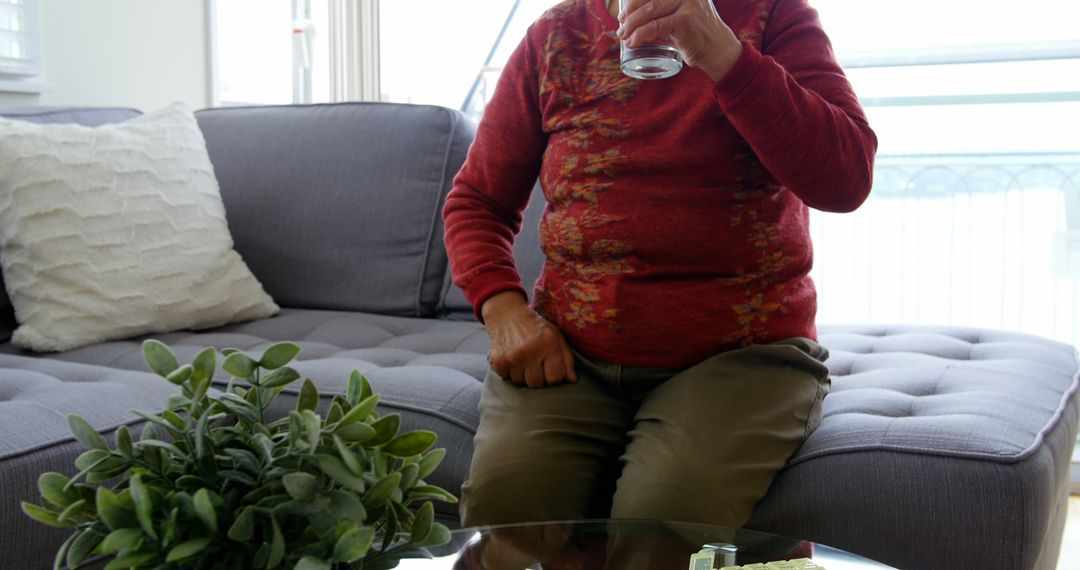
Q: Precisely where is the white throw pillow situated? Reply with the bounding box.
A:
[0,102,279,352]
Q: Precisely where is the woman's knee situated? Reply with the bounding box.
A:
[460,458,595,526]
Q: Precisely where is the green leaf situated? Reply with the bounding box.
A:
[139,422,159,442]
[192,347,217,382]
[362,472,402,509]
[259,342,301,370]
[96,487,138,531]
[132,410,183,436]
[295,556,332,570]
[56,498,88,524]
[67,525,106,569]
[355,371,373,401]
[142,339,179,378]
[408,484,459,504]
[163,506,180,548]
[166,537,213,563]
[227,506,256,542]
[411,501,434,543]
[67,414,108,451]
[325,402,344,426]
[223,448,261,474]
[345,372,361,407]
[219,469,258,487]
[282,472,318,501]
[21,502,70,528]
[417,448,446,479]
[335,421,377,444]
[165,364,194,386]
[194,408,213,460]
[414,521,452,548]
[73,449,110,472]
[115,425,134,458]
[99,527,145,554]
[129,474,158,540]
[399,463,420,492]
[367,413,401,447]
[133,439,190,462]
[337,394,379,428]
[217,394,262,424]
[161,409,186,430]
[193,488,218,533]
[38,472,77,509]
[252,433,276,465]
[332,525,374,563]
[275,496,330,516]
[325,490,366,523]
[222,352,259,380]
[52,531,76,570]
[262,366,301,389]
[332,435,362,476]
[382,430,437,458]
[269,515,285,569]
[312,454,365,493]
[165,393,189,411]
[296,378,319,412]
[253,542,271,569]
[303,409,322,452]
[104,551,158,570]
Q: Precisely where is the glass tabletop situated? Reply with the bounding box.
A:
[392,519,896,569]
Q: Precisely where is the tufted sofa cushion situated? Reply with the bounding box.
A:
[748,325,1080,570]
[2,317,1077,570]
[0,309,489,530]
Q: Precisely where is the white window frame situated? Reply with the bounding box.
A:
[0,0,49,94]
[326,0,379,102]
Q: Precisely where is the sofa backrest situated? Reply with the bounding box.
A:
[0,102,548,329]
[439,183,548,319]
[194,103,475,317]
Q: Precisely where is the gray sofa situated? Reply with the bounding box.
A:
[0,103,1076,570]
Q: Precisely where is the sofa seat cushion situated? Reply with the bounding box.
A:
[0,308,490,526]
[748,325,1080,570]
[0,355,180,568]
[803,325,1079,465]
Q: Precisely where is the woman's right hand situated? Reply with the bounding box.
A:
[481,291,578,388]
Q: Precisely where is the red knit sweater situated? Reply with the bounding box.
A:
[443,0,877,368]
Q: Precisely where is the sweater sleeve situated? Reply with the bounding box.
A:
[442,32,548,320]
[712,0,877,213]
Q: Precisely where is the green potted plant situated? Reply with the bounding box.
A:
[21,340,456,569]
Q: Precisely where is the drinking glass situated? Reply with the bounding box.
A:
[619,0,683,79]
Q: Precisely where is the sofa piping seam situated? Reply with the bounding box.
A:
[416,107,460,318]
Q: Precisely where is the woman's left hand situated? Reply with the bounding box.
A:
[617,0,744,81]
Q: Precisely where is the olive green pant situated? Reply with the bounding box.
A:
[459,338,830,529]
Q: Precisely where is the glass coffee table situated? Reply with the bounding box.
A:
[393,519,895,569]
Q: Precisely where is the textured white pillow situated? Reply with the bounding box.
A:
[0,102,279,352]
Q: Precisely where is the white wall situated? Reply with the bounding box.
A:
[0,0,209,111]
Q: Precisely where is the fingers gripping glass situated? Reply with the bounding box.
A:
[619,0,684,79]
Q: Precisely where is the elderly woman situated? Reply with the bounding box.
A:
[444,0,876,530]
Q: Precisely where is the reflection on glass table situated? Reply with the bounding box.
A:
[393,519,896,569]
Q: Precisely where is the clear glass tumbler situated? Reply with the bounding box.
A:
[619,0,683,79]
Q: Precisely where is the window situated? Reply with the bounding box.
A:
[379,0,556,115]
[211,0,331,106]
[809,0,1080,347]
[0,0,42,88]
